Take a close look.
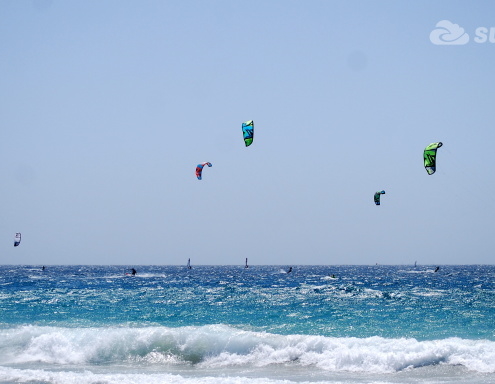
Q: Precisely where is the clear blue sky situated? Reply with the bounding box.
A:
[1,0,495,265]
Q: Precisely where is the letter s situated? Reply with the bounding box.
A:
[474,27,488,43]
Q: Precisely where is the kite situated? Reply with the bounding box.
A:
[14,232,21,247]
[196,162,212,180]
[374,191,386,205]
[242,120,254,147]
[424,142,443,175]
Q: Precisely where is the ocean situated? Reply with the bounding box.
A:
[0,265,494,384]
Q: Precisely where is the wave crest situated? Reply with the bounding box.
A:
[1,325,494,373]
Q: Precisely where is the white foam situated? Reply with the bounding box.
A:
[411,289,446,297]
[322,276,338,281]
[0,325,494,374]
[0,367,301,384]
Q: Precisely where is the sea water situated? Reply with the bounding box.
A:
[0,265,494,384]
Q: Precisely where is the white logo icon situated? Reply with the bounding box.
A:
[430,20,469,45]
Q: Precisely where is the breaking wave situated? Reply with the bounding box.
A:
[1,325,494,374]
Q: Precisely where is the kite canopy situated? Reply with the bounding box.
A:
[14,232,21,247]
[424,142,443,175]
[242,120,254,147]
[374,191,386,205]
[196,162,212,180]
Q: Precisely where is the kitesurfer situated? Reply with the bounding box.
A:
[287,267,292,274]
[131,268,137,276]
[434,266,440,272]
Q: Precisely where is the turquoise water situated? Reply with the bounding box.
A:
[0,265,494,383]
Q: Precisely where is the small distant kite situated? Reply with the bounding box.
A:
[374,191,386,205]
[424,142,443,175]
[196,162,212,180]
[14,232,21,247]
[242,120,254,147]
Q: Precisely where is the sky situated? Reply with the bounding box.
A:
[1,0,495,265]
